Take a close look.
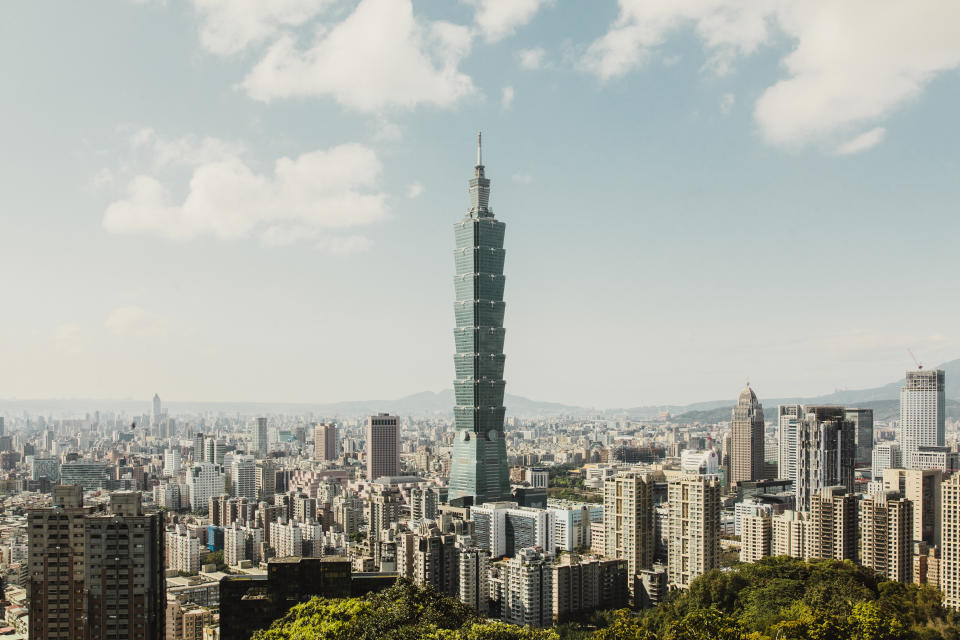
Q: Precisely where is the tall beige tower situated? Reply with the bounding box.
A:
[807,486,857,561]
[860,491,913,583]
[941,473,960,610]
[667,474,721,588]
[882,468,941,547]
[314,422,337,461]
[603,471,654,592]
[730,384,764,487]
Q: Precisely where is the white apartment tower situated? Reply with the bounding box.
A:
[186,463,224,512]
[232,455,257,501]
[603,471,654,591]
[901,369,951,470]
[777,405,801,486]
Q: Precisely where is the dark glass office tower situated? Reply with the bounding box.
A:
[449,134,510,505]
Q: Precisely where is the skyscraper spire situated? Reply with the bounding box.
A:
[469,132,490,215]
[477,131,483,167]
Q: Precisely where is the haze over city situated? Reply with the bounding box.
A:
[4,2,960,408]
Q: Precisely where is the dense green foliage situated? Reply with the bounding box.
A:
[252,558,960,640]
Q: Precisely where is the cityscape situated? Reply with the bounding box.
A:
[4,2,960,640]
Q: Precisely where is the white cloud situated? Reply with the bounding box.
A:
[585,0,960,152]
[754,2,960,149]
[517,47,546,69]
[406,182,425,198]
[372,118,403,142]
[719,92,735,115]
[582,0,774,80]
[242,0,476,112]
[103,139,388,246]
[127,127,245,167]
[192,0,334,56]
[501,85,515,109]
[465,0,551,43]
[834,127,886,156]
[105,306,171,338]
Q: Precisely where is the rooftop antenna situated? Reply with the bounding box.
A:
[908,348,923,370]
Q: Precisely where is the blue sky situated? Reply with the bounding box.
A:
[2,0,960,408]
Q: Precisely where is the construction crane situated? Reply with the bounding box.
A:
[908,349,923,370]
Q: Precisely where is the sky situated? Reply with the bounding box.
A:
[2,0,960,409]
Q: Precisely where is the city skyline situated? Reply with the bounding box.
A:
[4,2,960,408]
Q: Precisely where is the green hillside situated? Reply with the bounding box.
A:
[250,558,960,640]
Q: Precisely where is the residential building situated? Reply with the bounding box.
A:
[500,547,553,627]
[314,422,337,461]
[551,554,628,623]
[187,463,224,512]
[166,525,201,573]
[845,408,874,467]
[795,406,855,512]
[231,455,256,501]
[255,417,268,457]
[807,486,858,561]
[940,473,960,610]
[882,468,942,547]
[778,404,801,486]
[860,491,913,583]
[666,474,721,589]
[603,471,654,591]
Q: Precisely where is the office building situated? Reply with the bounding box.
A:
[873,443,902,482]
[314,422,337,461]
[882,468,942,547]
[860,491,913,583]
[30,456,60,482]
[845,408,874,467]
[232,455,257,501]
[59,463,111,490]
[730,384,765,486]
[603,471,654,591]
[366,414,400,481]
[666,474,721,589]
[500,547,553,627]
[255,417,268,457]
[448,136,510,506]
[84,493,165,640]
[471,501,554,558]
[795,406,855,512]
[900,369,945,469]
[187,463,224,512]
[807,486,857,561]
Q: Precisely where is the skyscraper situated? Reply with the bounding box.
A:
[845,408,874,467]
[448,134,510,506]
[777,404,801,485]
[314,422,337,461]
[730,384,764,487]
[231,455,256,501]
[254,416,268,457]
[152,393,161,426]
[603,471,654,592]
[859,490,913,583]
[366,413,399,481]
[900,369,951,470]
[795,406,855,512]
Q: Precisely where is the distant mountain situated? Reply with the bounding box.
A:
[668,358,960,424]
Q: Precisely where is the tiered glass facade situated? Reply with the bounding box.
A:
[448,138,510,505]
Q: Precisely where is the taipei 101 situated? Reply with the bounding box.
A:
[4,2,960,639]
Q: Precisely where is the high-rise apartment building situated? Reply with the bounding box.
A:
[232,456,256,501]
[845,408,874,467]
[603,471,654,592]
[255,460,276,501]
[795,406,855,512]
[27,485,92,640]
[458,545,491,615]
[448,135,510,506]
[396,523,459,597]
[666,474,721,589]
[366,413,399,481]
[314,422,337,461]
[471,501,554,558]
[551,554,628,623]
[941,473,960,610]
[187,463,224,512]
[411,486,441,521]
[777,404,801,486]
[83,493,165,640]
[740,506,772,564]
[859,491,912,583]
[771,510,808,558]
[166,524,201,574]
[163,448,181,476]
[900,369,954,471]
[730,384,764,486]
[807,486,857,562]
[882,468,942,547]
[254,417,268,457]
[500,547,553,628]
